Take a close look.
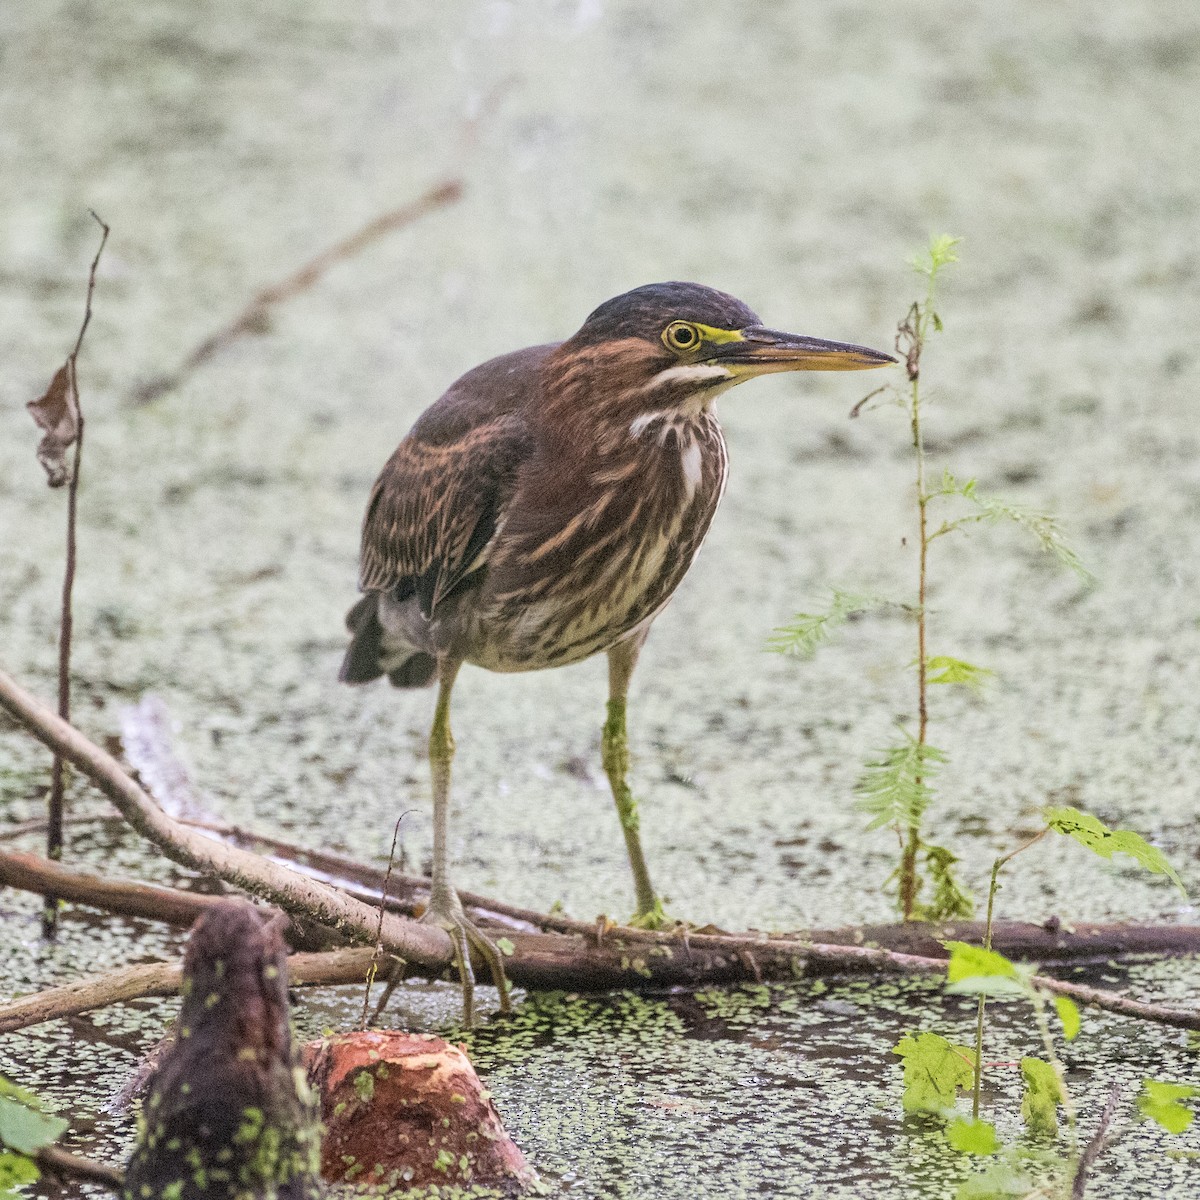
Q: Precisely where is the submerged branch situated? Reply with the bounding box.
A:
[35,1144,124,1192]
[133,181,462,403]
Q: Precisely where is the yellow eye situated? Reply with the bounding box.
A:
[662,321,701,353]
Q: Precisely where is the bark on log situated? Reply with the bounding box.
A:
[805,918,1200,964]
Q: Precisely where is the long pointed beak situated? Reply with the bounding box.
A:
[711,326,895,376]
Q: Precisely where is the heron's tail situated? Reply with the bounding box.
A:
[338,594,436,688]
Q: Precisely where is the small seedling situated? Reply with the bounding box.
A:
[773,234,1090,919]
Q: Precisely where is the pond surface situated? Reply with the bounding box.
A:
[2,1,1200,1196]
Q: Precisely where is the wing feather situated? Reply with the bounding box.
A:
[358,413,529,615]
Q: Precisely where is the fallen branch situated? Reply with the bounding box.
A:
[0,948,381,1036]
[3,918,1197,1038]
[0,847,233,929]
[0,847,343,953]
[133,180,463,404]
[126,695,1200,966]
[0,666,453,970]
[181,815,582,934]
[8,842,1200,975]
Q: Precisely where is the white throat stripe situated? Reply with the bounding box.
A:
[643,363,732,391]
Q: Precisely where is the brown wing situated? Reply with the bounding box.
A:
[358,413,530,617]
[357,342,555,616]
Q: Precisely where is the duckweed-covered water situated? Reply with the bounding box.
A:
[3,2,1200,1196]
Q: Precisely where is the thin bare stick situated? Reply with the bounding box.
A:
[134,180,463,404]
[43,212,109,938]
[360,812,409,1029]
[0,665,453,969]
[0,813,115,842]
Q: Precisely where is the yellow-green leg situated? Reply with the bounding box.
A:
[603,635,669,928]
[424,657,511,1024]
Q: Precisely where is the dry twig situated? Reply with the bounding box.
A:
[24,212,110,937]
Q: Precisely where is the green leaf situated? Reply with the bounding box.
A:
[1054,995,1081,1041]
[954,1163,1033,1200]
[926,656,994,693]
[1020,1057,1064,1136]
[855,735,947,834]
[0,1151,40,1194]
[893,1031,975,1114]
[943,942,1030,998]
[1138,1079,1200,1134]
[949,478,1092,580]
[1044,805,1186,896]
[946,1116,999,1156]
[0,1095,67,1156]
[768,590,890,659]
[495,937,515,957]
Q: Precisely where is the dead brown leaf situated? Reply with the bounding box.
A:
[27,362,79,487]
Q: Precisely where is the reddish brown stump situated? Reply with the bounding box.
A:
[303,1031,536,1193]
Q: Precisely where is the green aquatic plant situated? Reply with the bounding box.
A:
[773,233,1090,920]
[895,805,1188,1198]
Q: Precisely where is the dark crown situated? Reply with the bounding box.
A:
[571,282,760,346]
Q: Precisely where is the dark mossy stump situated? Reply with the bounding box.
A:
[304,1031,536,1193]
[123,901,323,1200]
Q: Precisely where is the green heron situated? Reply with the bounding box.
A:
[341,281,892,1017]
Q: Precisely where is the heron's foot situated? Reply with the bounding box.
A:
[626,895,673,931]
[421,885,512,1025]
